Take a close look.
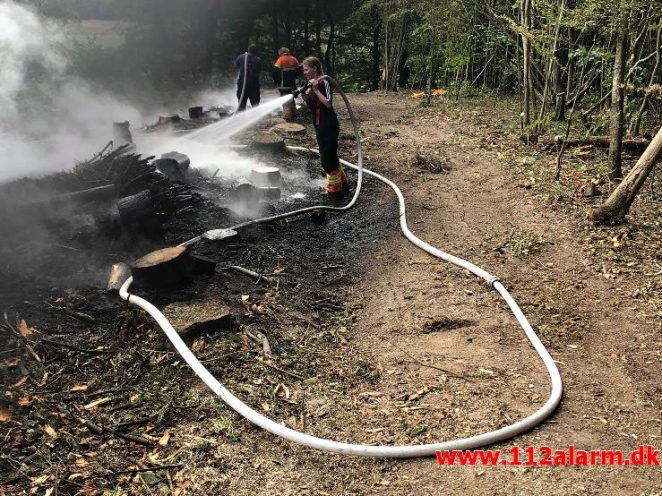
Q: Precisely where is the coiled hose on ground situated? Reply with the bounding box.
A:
[119,77,562,457]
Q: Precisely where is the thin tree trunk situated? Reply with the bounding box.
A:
[592,125,662,224]
[201,0,221,84]
[389,15,407,90]
[271,0,281,54]
[540,0,565,120]
[608,14,628,180]
[384,0,390,91]
[370,5,381,91]
[632,19,661,136]
[314,0,321,55]
[303,0,310,55]
[520,0,532,138]
[324,6,334,77]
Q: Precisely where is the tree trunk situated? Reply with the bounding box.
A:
[388,15,407,91]
[384,0,390,91]
[608,15,628,180]
[271,0,281,54]
[303,0,310,55]
[314,0,321,55]
[201,0,221,84]
[370,5,381,91]
[520,0,532,136]
[592,126,662,224]
[632,19,661,136]
[284,13,292,49]
[324,6,334,76]
[540,0,565,120]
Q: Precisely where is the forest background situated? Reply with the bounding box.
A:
[13,0,662,220]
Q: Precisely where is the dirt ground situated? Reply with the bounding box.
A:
[1,92,660,495]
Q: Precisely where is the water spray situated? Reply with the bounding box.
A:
[116,76,562,457]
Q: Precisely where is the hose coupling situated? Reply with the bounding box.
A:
[487,276,501,289]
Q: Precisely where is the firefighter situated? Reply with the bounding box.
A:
[272,47,301,119]
[300,56,349,195]
[235,45,262,111]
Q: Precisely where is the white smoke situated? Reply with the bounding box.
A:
[0,2,142,183]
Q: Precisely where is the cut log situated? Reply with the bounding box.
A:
[107,262,131,294]
[130,246,194,288]
[188,106,204,119]
[113,121,133,147]
[160,151,191,172]
[271,122,306,135]
[249,133,286,154]
[543,135,651,152]
[250,166,282,187]
[117,189,161,237]
[257,186,281,200]
[162,301,235,338]
[154,158,187,183]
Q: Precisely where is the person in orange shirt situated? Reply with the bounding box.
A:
[273,47,301,119]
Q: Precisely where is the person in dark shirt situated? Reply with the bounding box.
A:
[301,56,349,195]
[235,45,262,111]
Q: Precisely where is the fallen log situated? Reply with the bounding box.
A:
[130,246,194,288]
[163,300,235,337]
[543,135,651,152]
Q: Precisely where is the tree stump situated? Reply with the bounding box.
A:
[249,133,286,154]
[257,186,281,200]
[130,246,194,288]
[271,122,306,135]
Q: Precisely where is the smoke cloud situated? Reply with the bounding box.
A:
[0,1,142,183]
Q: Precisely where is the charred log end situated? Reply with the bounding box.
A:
[155,158,188,183]
[117,189,163,239]
[191,254,217,275]
[163,301,236,338]
[130,246,194,288]
[160,152,191,172]
[188,106,204,119]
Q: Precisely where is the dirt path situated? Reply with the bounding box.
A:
[300,93,661,494]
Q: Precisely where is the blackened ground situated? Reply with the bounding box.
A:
[0,130,400,494]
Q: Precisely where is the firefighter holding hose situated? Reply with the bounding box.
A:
[272,47,301,120]
[299,56,349,196]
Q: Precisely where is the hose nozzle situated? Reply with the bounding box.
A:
[292,82,311,98]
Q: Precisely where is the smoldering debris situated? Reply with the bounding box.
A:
[0,133,328,293]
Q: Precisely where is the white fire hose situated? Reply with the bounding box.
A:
[118,77,562,457]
